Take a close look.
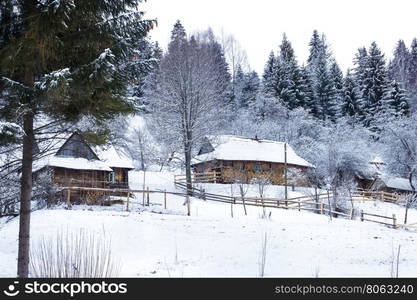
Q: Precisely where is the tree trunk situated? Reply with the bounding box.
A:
[17,112,34,278]
[185,147,192,196]
[405,173,416,224]
[184,131,193,196]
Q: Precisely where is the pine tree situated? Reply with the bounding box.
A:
[306,31,336,120]
[278,34,302,109]
[383,80,410,116]
[341,69,362,117]
[329,60,344,118]
[262,51,278,96]
[127,41,162,112]
[298,65,315,114]
[361,42,389,124]
[200,28,233,106]
[353,47,368,91]
[407,38,417,106]
[388,40,410,85]
[0,0,155,277]
[234,65,246,108]
[307,30,324,66]
[235,67,260,109]
[312,51,336,120]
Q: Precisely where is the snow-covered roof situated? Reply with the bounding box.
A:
[94,145,135,170]
[192,135,315,168]
[382,176,415,192]
[33,133,134,172]
[33,156,113,172]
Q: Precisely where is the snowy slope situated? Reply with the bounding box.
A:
[0,171,416,278]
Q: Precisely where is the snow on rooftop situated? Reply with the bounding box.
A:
[383,176,415,192]
[33,133,134,172]
[33,156,113,173]
[94,145,134,170]
[192,135,315,168]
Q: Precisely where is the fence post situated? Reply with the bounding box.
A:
[67,189,72,209]
[393,214,397,229]
[146,187,150,206]
[126,192,130,212]
[360,210,364,222]
[285,200,288,209]
[350,207,353,220]
[142,189,145,207]
[298,201,301,212]
[164,190,167,210]
[202,188,206,201]
[320,203,324,214]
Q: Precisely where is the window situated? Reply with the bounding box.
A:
[107,171,115,183]
[254,164,262,171]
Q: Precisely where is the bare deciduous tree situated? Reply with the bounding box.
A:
[148,22,229,194]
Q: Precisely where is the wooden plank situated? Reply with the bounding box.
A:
[362,218,395,227]
[362,212,395,220]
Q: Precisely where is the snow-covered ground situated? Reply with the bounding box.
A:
[0,171,416,278]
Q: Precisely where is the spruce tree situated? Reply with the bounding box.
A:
[407,38,417,106]
[307,30,324,65]
[388,40,410,85]
[312,51,336,120]
[0,0,155,277]
[235,68,260,109]
[307,31,336,120]
[353,47,368,91]
[298,65,315,114]
[329,60,344,118]
[361,42,389,125]
[262,51,278,96]
[341,69,362,117]
[279,34,302,109]
[383,80,410,116]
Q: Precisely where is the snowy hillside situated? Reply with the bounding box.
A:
[1,171,416,278]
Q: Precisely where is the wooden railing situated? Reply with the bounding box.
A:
[174,172,221,184]
[58,185,403,229]
[360,211,397,228]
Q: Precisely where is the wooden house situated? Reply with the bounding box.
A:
[370,176,416,195]
[33,132,134,202]
[191,135,315,185]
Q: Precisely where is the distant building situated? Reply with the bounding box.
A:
[371,176,416,194]
[191,135,314,185]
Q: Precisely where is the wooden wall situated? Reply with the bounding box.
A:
[53,167,108,188]
[193,160,310,186]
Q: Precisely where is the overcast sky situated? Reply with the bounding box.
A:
[142,0,417,74]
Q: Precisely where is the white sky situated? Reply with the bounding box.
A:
[142,0,417,74]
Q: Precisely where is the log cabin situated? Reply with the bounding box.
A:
[33,132,134,202]
[370,176,416,195]
[191,135,315,186]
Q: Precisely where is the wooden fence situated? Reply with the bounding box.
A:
[360,211,397,228]
[172,174,408,228]
[56,182,407,230]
